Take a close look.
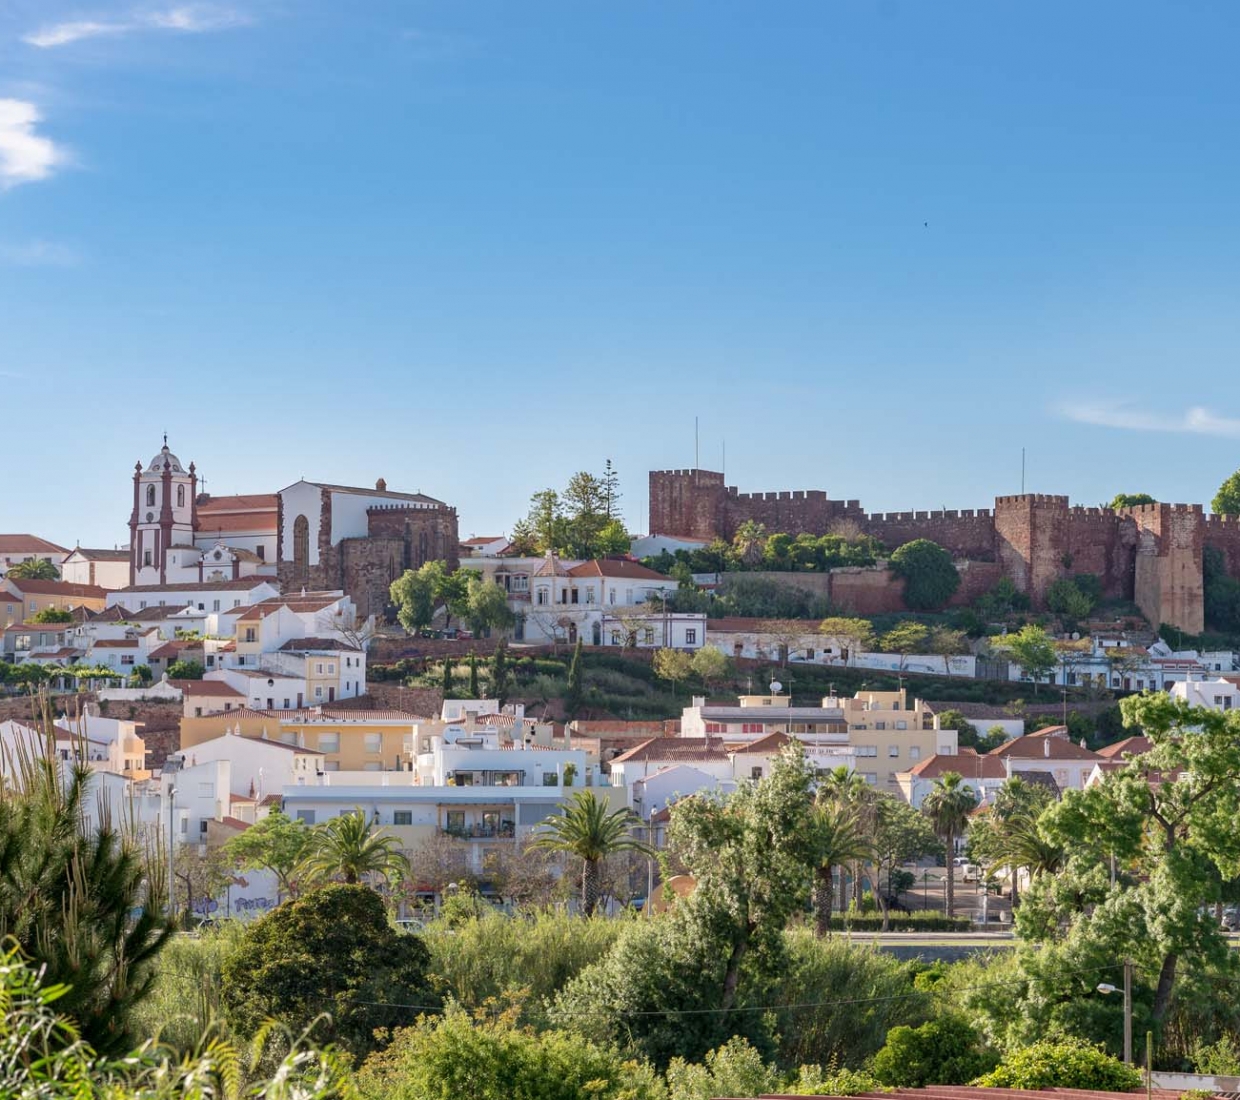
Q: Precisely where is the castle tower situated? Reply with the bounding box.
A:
[129,439,198,586]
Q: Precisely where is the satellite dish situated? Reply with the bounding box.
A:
[770,681,783,694]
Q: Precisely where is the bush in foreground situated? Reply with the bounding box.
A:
[975,1035,1143,1090]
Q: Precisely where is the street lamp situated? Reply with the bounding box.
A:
[1097,959,1133,1063]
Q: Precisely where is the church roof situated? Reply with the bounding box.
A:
[144,444,186,475]
[118,578,275,593]
[294,480,446,507]
[0,534,70,554]
[65,548,129,562]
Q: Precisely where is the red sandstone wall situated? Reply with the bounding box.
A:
[648,469,726,540]
[1204,514,1240,578]
[862,509,997,559]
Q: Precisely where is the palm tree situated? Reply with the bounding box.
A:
[532,790,654,916]
[807,795,870,935]
[297,810,410,887]
[732,520,768,568]
[920,772,978,918]
[821,765,877,912]
[987,807,1064,903]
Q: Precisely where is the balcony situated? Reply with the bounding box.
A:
[439,821,516,840]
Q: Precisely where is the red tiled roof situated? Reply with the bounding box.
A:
[566,559,671,582]
[92,639,141,648]
[907,747,1006,780]
[218,816,253,831]
[148,640,200,660]
[195,513,278,533]
[197,493,279,513]
[172,679,242,696]
[732,730,793,755]
[0,534,68,554]
[65,548,129,561]
[3,579,106,598]
[610,737,728,765]
[1096,735,1153,759]
[771,1087,1218,1100]
[992,728,1101,761]
[118,578,275,593]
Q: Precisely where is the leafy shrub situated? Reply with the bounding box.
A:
[975,1035,1143,1090]
[222,883,438,1058]
[667,1036,780,1100]
[827,912,971,933]
[870,1015,997,1086]
[355,1002,666,1100]
[422,909,624,1030]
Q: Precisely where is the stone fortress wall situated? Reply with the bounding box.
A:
[647,469,1240,633]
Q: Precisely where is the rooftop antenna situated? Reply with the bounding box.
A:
[722,439,726,478]
[1021,447,1026,494]
[695,416,699,469]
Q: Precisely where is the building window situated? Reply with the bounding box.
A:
[283,698,290,709]
[314,686,323,699]
[296,810,316,824]
[318,732,340,752]
[197,782,214,797]
[888,745,899,758]
[536,587,548,605]
[121,655,134,666]
[177,485,185,508]
[875,721,886,731]
[146,485,156,507]
[316,663,324,675]
[585,588,595,604]
[909,746,921,761]
[143,550,152,567]
[610,630,621,645]
[445,810,465,833]
[750,766,763,780]
[855,745,877,757]
[257,545,265,560]
[896,720,907,730]
[686,629,697,645]
[213,600,220,612]
[364,733,382,753]
[394,811,412,826]
[199,819,209,834]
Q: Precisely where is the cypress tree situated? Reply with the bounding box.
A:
[564,638,584,719]
[441,658,453,696]
[468,652,479,698]
[490,642,511,707]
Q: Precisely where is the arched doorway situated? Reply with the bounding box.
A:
[567,622,578,644]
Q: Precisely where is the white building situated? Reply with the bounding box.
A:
[1167,677,1240,712]
[107,578,280,617]
[0,534,69,579]
[60,548,130,590]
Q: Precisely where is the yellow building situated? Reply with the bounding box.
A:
[181,707,417,773]
[837,689,957,794]
[2,579,108,617]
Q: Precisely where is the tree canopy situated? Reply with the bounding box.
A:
[889,540,960,611]
[1110,493,1156,509]
[5,557,59,580]
[1212,469,1240,516]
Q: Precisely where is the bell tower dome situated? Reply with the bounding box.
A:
[129,438,197,586]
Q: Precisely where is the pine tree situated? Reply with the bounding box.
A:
[564,639,585,719]
[602,459,622,520]
[441,658,453,697]
[468,652,479,698]
[490,641,511,707]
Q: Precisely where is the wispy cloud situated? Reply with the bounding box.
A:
[0,240,81,266]
[0,99,66,189]
[1062,401,1240,439]
[24,5,249,48]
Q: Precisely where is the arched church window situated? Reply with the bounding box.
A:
[177,485,185,508]
[293,515,310,580]
[146,485,156,507]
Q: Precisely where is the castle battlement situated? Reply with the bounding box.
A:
[1067,507,1114,522]
[995,494,1070,507]
[1204,513,1240,526]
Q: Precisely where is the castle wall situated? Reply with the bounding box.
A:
[647,470,1208,632]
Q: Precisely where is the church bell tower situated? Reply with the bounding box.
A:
[129,439,197,586]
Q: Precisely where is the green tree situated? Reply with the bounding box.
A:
[564,638,585,718]
[562,472,610,558]
[1111,493,1156,509]
[920,772,978,917]
[356,1000,665,1100]
[390,567,436,633]
[532,790,653,916]
[441,657,453,696]
[976,1035,1141,1090]
[221,807,311,900]
[489,640,512,706]
[165,659,204,679]
[31,606,73,623]
[927,625,969,658]
[0,707,174,1055]
[1034,694,1240,1026]
[879,621,929,670]
[602,458,623,521]
[464,579,514,636]
[889,539,960,610]
[596,519,632,555]
[991,623,1057,693]
[807,795,870,935]
[222,883,437,1058]
[298,809,410,887]
[1046,577,1094,619]
[129,663,153,686]
[652,647,694,695]
[731,520,768,569]
[935,709,978,744]
[819,616,876,665]
[668,745,817,1012]
[1212,469,1240,515]
[5,557,59,580]
[870,795,942,928]
[690,645,731,693]
[467,652,480,697]
[871,1015,996,1087]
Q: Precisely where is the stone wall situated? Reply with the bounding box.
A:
[647,469,1211,631]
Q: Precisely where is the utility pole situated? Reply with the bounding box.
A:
[1124,959,1133,1065]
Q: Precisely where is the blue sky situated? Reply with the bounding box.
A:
[3,1,1240,549]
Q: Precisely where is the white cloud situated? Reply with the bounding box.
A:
[1062,401,1240,439]
[23,5,249,48]
[0,240,81,266]
[0,99,66,188]
[23,20,127,48]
